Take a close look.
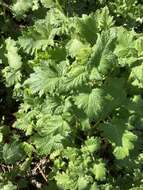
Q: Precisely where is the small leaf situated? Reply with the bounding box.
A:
[5,38,22,69]
[93,162,106,181]
[78,176,89,190]
[3,141,25,164]
[113,147,129,160]
[83,137,101,153]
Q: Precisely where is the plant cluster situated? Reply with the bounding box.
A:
[1,0,143,189]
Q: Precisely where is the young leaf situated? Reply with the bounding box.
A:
[92,162,106,181]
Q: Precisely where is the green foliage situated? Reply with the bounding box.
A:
[0,180,17,190]
[101,118,137,159]
[1,0,143,189]
[3,38,22,87]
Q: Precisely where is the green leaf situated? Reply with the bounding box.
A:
[122,131,137,150]
[80,117,91,130]
[0,181,17,190]
[135,37,143,56]
[12,0,34,15]
[89,68,102,81]
[18,26,52,55]
[76,47,91,65]
[47,46,66,62]
[3,38,22,86]
[101,119,137,160]
[90,183,98,190]
[2,67,22,87]
[96,6,114,30]
[113,146,129,160]
[63,147,79,161]
[5,38,22,70]
[78,176,89,190]
[31,115,70,155]
[82,137,101,153]
[22,142,34,157]
[115,27,138,66]
[65,64,88,90]
[130,64,143,88]
[0,132,3,143]
[18,8,68,54]
[75,88,105,119]
[92,162,106,181]
[55,172,76,190]
[41,0,55,8]
[76,14,98,44]
[87,29,117,75]
[116,27,135,53]
[32,134,64,155]
[13,103,39,135]
[26,62,65,95]
[20,157,32,172]
[103,78,126,109]
[35,115,70,136]
[3,141,25,164]
[66,38,86,58]
[42,95,62,114]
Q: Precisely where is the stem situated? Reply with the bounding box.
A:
[55,0,64,13]
[37,163,48,183]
